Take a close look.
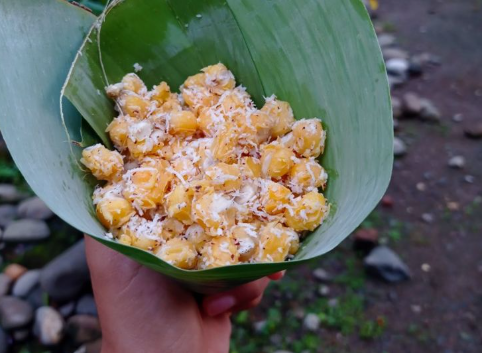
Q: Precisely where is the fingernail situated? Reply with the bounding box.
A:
[207,296,236,316]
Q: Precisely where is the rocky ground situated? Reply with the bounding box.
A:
[0,1,481,353]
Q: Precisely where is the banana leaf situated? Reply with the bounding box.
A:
[0,0,392,293]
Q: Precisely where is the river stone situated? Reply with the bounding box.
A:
[0,274,12,296]
[76,294,98,316]
[0,296,34,329]
[0,328,6,353]
[364,246,411,282]
[17,197,53,220]
[40,240,90,302]
[0,205,17,227]
[66,315,101,345]
[3,219,50,242]
[34,306,65,345]
[3,264,27,281]
[393,137,407,156]
[0,184,26,203]
[12,270,41,298]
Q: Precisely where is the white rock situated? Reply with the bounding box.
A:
[393,137,407,156]
[303,313,320,331]
[386,58,409,77]
[34,306,65,345]
[448,156,465,169]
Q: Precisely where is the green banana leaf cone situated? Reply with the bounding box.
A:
[0,0,392,293]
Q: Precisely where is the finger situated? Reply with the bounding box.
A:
[230,295,263,314]
[203,277,270,317]
[267,271,285,281]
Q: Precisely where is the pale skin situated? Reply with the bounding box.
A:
[85,236,283,353]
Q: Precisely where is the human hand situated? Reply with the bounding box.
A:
[84,236,283,353]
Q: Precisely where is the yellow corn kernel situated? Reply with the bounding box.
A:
[239,157,261,178]
[120,94,150,119]
[292,119,325,157]
[96,197,134,229]
[260,144,294,178]
[151,81,171,105]
[289,158,327,192]
[212,123,239,163]
[158,138,183,160]
[117,233,132,246]
[141,158,173,198]
[160,218,185,240]
[153,94,183,115]
[156,238,198,269]
[239,110,273,145]
[184,72,206,89]
[81,144,124,181]
[220,91,246,117]
[196,140,215,170]
[202,63,236,93]
[185,224,211,252]
[205,163,241,191]
[122,167,163,211]
[261,98,294,137]
[120,216,162,251]
[193,192,235,232]
[261,181,291,215]
[200,236,239,269]
[165,185,193,225]
[256,222,294,262]
[105,117,129,149]
[169,110,198,135]
[231,223,259,262]
[171,158,199,183]
[198,107,224,137]
[285,191,328,231]
[121,73,146,94]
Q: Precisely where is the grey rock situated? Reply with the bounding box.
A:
[0,328,6,353]
[34,306,64,346]
[0,205,17,227]
[40,240,90,302]
[253,320,267,333]
[408,57,423,76]
[448,156,465,169]
[391,97,402,119]
[17,197,53,220]
[377,34,396,47]
[382,48,409,60]
[386,58,409,77]
[0,296,34,329]
[12,270,40,298]
[3,219,50,242]
[0,274,12,296]
[452,113,463,123]
[464,123,482,139]
[364,246,411,282]
[59,301,76,318]
[419,98,441,121]
[0,184,26,203]
[66,315,101,344]
[328,298,339,307]
[393,137,407,156]
[25,285,44,310]
[403,92,422,115]
[421,213,434,224]
[76,294,98,316]
[303,313,320,331]
[312,268,331,282]
[464,175,475,184]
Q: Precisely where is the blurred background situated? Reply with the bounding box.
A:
[0,0,481,352]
